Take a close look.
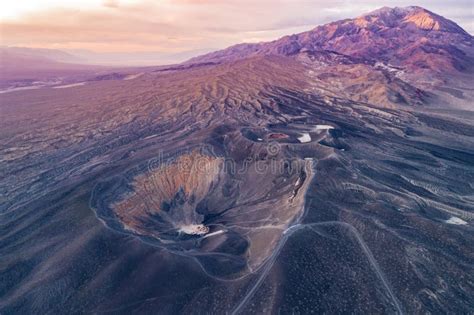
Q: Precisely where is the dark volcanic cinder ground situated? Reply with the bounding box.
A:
[1,57,473,314]
[1,7,474,314]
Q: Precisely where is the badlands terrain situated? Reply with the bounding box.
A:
[1,6,473,314]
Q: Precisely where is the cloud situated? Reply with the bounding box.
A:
[102,0,120,8]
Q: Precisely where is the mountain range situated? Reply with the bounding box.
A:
[186,6,473,108]
[2,6,472,108]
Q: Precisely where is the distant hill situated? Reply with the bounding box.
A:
[0,46,103,83]
[0,46,84,69]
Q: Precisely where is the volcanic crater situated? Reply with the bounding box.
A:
[90,127,327,277]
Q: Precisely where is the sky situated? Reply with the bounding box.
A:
[0,0,472,62]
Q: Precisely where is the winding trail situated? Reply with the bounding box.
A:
[231,221,404,315]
